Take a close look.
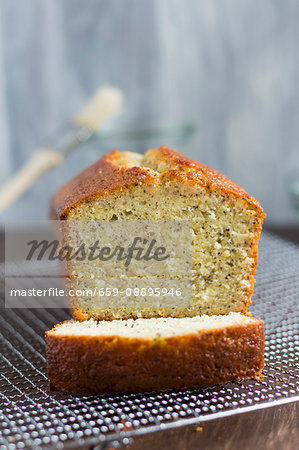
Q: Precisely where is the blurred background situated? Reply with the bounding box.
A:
[0,0,299,225]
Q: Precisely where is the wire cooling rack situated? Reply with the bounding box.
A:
[0,231,298,449]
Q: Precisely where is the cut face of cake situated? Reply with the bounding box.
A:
[51,146,265,320]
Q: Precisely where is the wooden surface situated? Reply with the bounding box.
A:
[121,402,299,450]
[1,1,299,224]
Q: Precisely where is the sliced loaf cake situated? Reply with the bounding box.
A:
[51,146,265,321]
[46,312,264,394]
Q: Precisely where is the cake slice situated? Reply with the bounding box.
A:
[46,312,264,394]
[51,146,265,320]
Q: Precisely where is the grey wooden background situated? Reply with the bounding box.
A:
[0,0,299,224]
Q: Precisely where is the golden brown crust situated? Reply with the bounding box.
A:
[145,147,264,214]
[51,146,265,220]
[46,319,264,394]
[244,215,263,310]
[71,308,90,322]
[50,150,157,220]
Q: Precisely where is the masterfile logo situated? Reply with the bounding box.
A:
[4,220,192,309]
[26,236,170,267]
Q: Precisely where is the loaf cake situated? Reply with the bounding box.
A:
[51,146,265,321]
[46,312,264,394]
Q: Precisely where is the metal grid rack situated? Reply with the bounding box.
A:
[0,231,298,449]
